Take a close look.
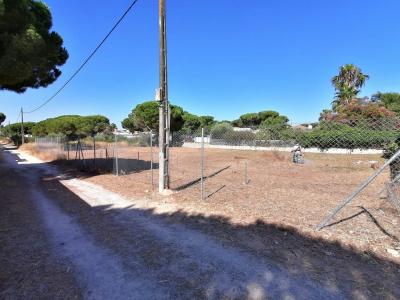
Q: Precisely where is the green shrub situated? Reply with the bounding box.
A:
[256,122,398,150]
[382,139,400,180]
[210,123,233,138]
[222,130,256,146]
[127,134,152,147]
[3,122,36,145]
[296,127,397,149]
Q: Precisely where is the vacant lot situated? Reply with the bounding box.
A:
[8,144,400,298]
[26,142,400,263]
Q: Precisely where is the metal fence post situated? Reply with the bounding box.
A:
[201,128,204,200]
[114,134,119,176]
[81,138,86,168]
[176,148,179,173]
[57,136,60,156]
[150,130,154,190]
[93,136,96,168]
[244,161,249,184]
[317,148,400,230]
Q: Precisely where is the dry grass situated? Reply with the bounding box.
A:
[6,144,400,298]
[20,143,66,162]
[0,151,82,298]
[77,147,400,263]
[27,144,400,262]
[270,150,288,161]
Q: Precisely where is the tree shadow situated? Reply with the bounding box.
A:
[50,158,159,176]
[173,166,230,191]
[325,206,400,242]
[325,210,366,228]
[1,147,27,163]
[30,160,400,300]
[358,206,400,242]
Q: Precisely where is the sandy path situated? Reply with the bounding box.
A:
[0,147,83,299]
[0,146,357,299]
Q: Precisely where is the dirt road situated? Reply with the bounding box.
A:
[1,146,399,299]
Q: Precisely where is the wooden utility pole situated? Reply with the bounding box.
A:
[20,107,24,145]
[158,0,170,193]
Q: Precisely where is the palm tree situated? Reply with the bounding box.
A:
[331,64,369,110]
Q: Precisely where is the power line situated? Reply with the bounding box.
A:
[14,111,21,124]
[25,0,140,114]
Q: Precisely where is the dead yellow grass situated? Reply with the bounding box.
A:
[93,141,114,148]
[270,150,288,161]
[20,143,66,162]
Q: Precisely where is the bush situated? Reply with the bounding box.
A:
[382,139,400,180]
[257,126,295,140]
[127,134,152,147]
[3,122,36,145]
[256,122,399,150]
[296,127,397,149]
[222,130,256,146]
[94,134,116,143]
[210,123,233,138]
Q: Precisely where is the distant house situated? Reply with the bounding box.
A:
[193,136,211,143]
[356,96,370,104]
[233,127,258,132]
[113,129,134,138]
[293,124,313,131]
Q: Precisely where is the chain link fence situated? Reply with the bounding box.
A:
[31,116,400,214]
[175,118,400,153]
[35,135,112,167]
[32,116,400,162]
[34,132,157,188]
[111,133,157,186]
[167,118,400,216]
[169,129,267,200]
[386,182,400,213]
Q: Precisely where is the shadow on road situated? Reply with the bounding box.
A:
[49,157,159,176]
[39,163,400,299]
[1,149,400,299]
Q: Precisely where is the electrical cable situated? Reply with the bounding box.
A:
[25,0,140,114]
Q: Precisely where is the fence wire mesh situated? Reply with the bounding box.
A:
[169,118,400,211]
[111,133,155,175]
[178,117,400,152]
[31,116,400,214]
[386,183,400,213]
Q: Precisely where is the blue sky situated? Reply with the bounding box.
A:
[2,0,400,126]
